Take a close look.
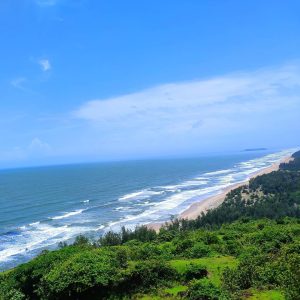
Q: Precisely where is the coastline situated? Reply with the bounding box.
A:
[147,154,293,231]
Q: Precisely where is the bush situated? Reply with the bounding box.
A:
[98,231,122,246]
[37,249,123,299]
[73,235,90,246]
[123,260,176,291]
[222,264,253,292]
[183,263,208,281]
[0,246,83,299]
[173,238,194,255]
[279,253,300,300]
[200,232,220,245]
[185,279,229,300]
[188,242,211,258]
[0,277,25,300]
[224,240,241,255]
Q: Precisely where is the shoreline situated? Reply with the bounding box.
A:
[147,154,293,231]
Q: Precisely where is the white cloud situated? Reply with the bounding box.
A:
[73,63,300,137]
[28,138,51,153]
[38,59,51,71]
[10,77,27,89]
[69,63,300,158]
[0,138,51,164]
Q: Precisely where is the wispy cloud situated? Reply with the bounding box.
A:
[0,138,51,164]
[28,138,51,153]
[10,77,27,90]
[10,76,39,94]
[72,63,300,156]
[74,63,300,129]
[38,59,51,71]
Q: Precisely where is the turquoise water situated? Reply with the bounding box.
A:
[0,149,294,270]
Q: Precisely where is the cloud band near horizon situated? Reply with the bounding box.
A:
[1,63,300,166]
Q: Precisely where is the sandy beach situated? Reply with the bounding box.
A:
[148,154,293,231]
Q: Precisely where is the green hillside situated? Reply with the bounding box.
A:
[1,151,300,300]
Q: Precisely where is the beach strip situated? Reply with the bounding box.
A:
[148,155,293,231]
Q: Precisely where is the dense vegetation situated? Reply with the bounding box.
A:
[1,151,300,300]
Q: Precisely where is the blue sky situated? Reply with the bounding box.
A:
[1,0,300,168]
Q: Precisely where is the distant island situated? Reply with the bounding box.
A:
[243,147,268,152]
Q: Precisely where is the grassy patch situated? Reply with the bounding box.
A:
[170,255,237,286]
[164,285,188,296]
[138,296,164,300]
[245,289,284,300]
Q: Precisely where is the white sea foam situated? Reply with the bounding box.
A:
[203,169,233,176]
[29,222,40,226]
[118,190,164,201]
[217,174,235,185]
[106,185,229,230]
[115,206,125,210]
[118,191,145,201]
[177,179,209,187]
[81,199,90,203]
[136,201,155,206]
[0,223,89,263]
[159,179,208,191]
[50,209,85,220]
[114,206,132,211]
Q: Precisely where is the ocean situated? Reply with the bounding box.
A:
[0,149,295,270]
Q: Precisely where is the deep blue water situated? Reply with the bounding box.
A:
[0,149,295,270]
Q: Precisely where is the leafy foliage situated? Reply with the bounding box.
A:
[1,218,299,299]
[185,279,229,300]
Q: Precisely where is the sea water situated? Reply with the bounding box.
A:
[0,149,295,270]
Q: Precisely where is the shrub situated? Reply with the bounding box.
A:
[279,253,300,300]
[73,235,90,246]
[200,232,220,245]
[123,260,176,291]
[183,263,208,281]
[173,238,194,255]
[185,279,229,300]
[37,250,123,299]
[188,242,211,258]
[98,231,122,246]
[0,277,25,300]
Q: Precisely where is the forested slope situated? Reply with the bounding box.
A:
[178,150,300,229]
